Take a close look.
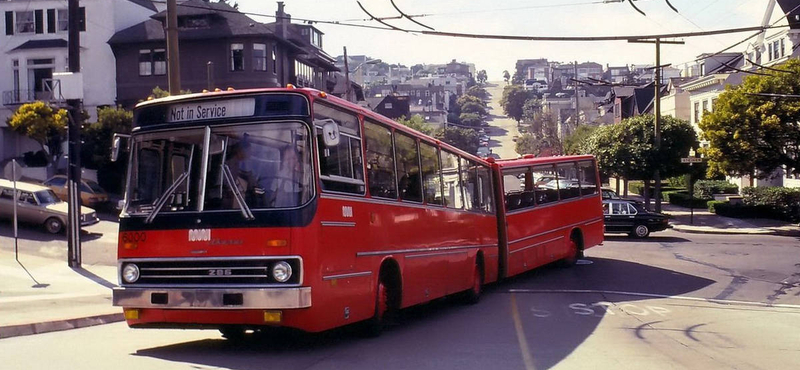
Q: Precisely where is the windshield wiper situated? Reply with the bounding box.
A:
[144,171,191,224]
[222,164,255,220]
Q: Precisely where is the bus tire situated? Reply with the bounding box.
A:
[219,326,246,342]
[463,260,484,304]
[363,278,390,337]
[561,233,582,267]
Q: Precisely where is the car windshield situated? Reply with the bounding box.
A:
[85,180,105,193]
[125,122,312,216]
[34,190,61,205]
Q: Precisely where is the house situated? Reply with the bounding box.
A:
[1,0,157,163]
[370,95,410,120]
[108,1,338,108]
[604,65,631,84]
[742,0,800,70]
[659,77,694,121]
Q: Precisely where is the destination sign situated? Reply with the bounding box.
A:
[167,98,256,123]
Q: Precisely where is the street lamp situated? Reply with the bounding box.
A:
[343,50,380,102]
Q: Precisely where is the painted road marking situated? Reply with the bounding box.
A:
[510,293,536,370]
[508,289,800,310]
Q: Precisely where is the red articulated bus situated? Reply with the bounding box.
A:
[112,87,602,338]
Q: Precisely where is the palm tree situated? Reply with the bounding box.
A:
[503,70,510,85]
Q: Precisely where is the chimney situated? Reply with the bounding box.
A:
[276,2,290,37]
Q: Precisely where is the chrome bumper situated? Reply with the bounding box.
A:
[112,287,311,309]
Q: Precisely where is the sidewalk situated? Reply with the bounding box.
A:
[624,194,800,236]
[0,250,123,339]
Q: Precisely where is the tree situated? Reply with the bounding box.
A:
[464,86,488,100]
[81,107,133,193]
[476,70,487,85]
[460,101,487,117]
[6,101,68,162]
[512,70,525,86]
[502,70,511,84]
[435,126,480,154]
[584,114,696,205]
[457,94,485,108]
[395,114,433,135]
[515,133,562,157]
[699,58,800,185]
[563,124,600,155]
[499,85,529,123]
[149,86,192,99]
[459,113,483,127]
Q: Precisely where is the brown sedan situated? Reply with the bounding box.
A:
[0,179,99,234]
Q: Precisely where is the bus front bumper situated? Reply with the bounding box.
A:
[112,287,311,309]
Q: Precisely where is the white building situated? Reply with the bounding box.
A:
[1,0,157,162]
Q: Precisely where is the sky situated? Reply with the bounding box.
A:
[236,0,780,79]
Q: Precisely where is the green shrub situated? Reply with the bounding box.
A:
[741,187,800,222]
[707,200,726,213]
[712,203,779,219]
[664,191,711,208]
[628,181,643,195]
[667,175,688,189]
[694,180,738,199]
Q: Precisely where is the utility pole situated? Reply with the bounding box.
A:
[628,37,684,213]
[167,0,181,95]
[343,46,351,101]
[66,0,82,268]
[573,61,580,128]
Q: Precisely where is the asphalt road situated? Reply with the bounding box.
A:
[483,83,521,160]
[1,231,799,370]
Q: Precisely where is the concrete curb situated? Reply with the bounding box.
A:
[671,224,800,236]
[0,313,125,339]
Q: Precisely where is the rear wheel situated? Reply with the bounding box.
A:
[561,238,580,267]
[44,217,64,234]
[219,326,246,342]
[463,261,483,304]
[631,224,650,238]
[363,279,390,337]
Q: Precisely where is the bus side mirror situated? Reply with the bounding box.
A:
[111,133,130,162]
[317,119,340,147]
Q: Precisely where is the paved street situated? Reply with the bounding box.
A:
[2,230,798,370]
[483,83,521,160]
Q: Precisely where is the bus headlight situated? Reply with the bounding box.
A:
[272,261,292,283]
[122,264,140,284]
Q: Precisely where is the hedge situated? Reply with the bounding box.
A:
[628,181,679,199]
[663,191,712,208]
[694,180,738,199]
[710,202,783,220]
[741,187,800,222]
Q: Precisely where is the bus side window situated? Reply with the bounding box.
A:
[364,120,397,199]
[440,150,463,209]
[476,166,494,213]
[314,103,365,195]
[578,160,599,196]
[395,132,422,202]
[419,142,442,205]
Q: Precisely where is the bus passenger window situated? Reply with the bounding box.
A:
[532,164,558,204]
[578,160,599,196]
[556,163,581,200]
[364,120,397,199]
[440,150,463,209]
[395,133,422,202]
[420,142,442,205]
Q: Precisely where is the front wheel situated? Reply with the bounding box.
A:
[631,224,650,238]
[561,239,580,267]
[44,217,64,234]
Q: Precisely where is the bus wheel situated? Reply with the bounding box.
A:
[463,262,483,304]
[363,279,389,337]
[219,326,246,342]
[561,239,580,267]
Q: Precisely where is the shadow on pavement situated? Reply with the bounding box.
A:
[604,235,692,243]
[132,257,715,370]
[72,266,117,289]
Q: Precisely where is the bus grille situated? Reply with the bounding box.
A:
[122,258,301,286]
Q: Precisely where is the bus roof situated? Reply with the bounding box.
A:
[134,86,491,166]
[493,154,595,169]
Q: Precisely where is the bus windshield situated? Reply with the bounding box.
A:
[125,121,313,216]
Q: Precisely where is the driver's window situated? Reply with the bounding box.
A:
[612,203,628,215]
[19,191,36,204]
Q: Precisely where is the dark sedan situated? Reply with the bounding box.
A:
[602,199,670,238]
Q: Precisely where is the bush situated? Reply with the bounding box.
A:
[694,180,738,199]
[667,175,688,189]
[628,181,677,199]
[741,187,800,222]
[712,202,779,219]
[663,191,710,208]
[707,200,726,213]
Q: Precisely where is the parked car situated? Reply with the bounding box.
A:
[602,199,670,238]
[602,188,621,200]
[0,179,99,234]
[43,175,109,208]
[476,147,491,157]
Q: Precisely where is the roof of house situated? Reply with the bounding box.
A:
[10,39,68,51]
[778,0,800,29]
[128,0,157,12]
[109,0,276,44]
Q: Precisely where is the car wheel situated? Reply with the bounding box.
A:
[631,224,650,238]
[44,217,64,234]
